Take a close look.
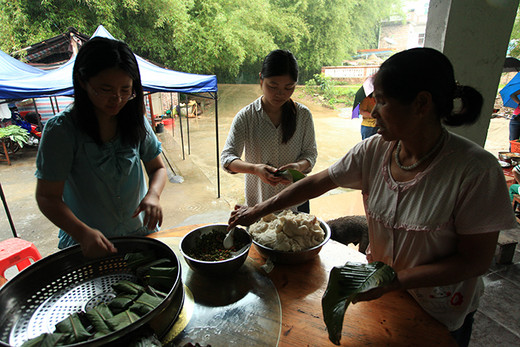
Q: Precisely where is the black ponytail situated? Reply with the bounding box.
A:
[443,85,483,126]
[375,47,484,127]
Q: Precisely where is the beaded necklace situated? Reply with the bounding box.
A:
[394,129,446,171]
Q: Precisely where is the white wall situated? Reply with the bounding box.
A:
[426,0,519,146]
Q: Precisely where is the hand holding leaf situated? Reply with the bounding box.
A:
[321,261,396,345]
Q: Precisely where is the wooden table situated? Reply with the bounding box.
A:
[150,225,456,346]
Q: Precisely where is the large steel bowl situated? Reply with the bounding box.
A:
[0,237,183,347]
[251,217,331,264]
[180,224,252,277]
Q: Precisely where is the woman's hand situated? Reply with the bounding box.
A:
[276,163,303,184]
[78,228,117,258]
[254,164,285,186]
[351,276,402,304]
[133,194,163,230]
[228,204,261,230]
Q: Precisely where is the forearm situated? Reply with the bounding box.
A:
[397,255,489,290]
[251,169,336,218]
[227,159,263,175]
[146,167,167,199]
[396,231,499,290]
[512,93,520,105]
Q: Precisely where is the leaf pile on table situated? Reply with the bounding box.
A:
[20,252,178,347]
[321,261,396,345]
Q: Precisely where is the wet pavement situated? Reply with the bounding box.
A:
[0,84,519,345]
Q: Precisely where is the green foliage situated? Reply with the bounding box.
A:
[305,74,359,107]
[509,10,520,58]
[0,0,400,82]
[0,125,29,147]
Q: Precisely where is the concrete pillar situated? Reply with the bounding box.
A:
[425,0,519,147]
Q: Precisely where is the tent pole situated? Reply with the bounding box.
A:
[185,94,191,155]
[54,96,60,112]
[178,93,185,160]
[215,92,220,198]
[148,94,156,130]
[49,97,56,115]
[170,93,175,138]
[32,98,43,132]
[0,183,18,238]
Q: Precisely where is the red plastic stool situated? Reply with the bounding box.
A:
[0,238,42,279]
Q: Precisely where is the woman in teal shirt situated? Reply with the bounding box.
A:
[35,37,167,258]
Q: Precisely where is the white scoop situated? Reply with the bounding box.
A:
[223,227,235,249]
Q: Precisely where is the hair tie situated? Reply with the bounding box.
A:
[454,83,464,99]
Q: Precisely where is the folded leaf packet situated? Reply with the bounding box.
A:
[322,261,396,345]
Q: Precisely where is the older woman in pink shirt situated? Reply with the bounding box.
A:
[228,48,516,347]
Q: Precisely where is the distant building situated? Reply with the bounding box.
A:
[12,27,89,69]
[322,1,429,83]
[378,0,429,54]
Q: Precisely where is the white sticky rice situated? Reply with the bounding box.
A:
[249,210,325,252]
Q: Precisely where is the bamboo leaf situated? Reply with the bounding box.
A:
[277,168,306,182]
[322,261,396,345]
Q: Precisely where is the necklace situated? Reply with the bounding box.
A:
[394,129,446,171]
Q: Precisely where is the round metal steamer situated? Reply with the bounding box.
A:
[0,237,183,347]
[252,218,331,264]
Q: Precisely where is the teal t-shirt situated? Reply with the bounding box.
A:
[35,109,162,249]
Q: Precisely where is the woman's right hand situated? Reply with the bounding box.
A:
[78,228,118,258]
[254,164,284,186]
[228,204,261,230]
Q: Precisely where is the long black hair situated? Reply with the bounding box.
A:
[374,47,483,126]
[72,37,146,146]
[260,49,299,143]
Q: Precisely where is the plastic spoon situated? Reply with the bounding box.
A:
[223,227,235,249]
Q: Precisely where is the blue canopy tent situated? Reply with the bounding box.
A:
[0,50,47,80]
[0,25,222,197]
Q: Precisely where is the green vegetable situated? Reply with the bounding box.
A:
[55,312,91,343]
[130,292,164,315]
[108,293,138,313]
[0,125,29,148]
[20,332,69,347]
[106,310,140,331]
[135,258,172,278]
[187,230,248,261]
[124,252,156,270]
[146,285,168,299]
[85,303,113,334]
[146,266,178,291]
[20,334,46,347]
[276,168,306,182]
[112,280,145,295]
[321,261,396,345]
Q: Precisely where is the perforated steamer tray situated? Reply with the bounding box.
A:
[0,237,183,347]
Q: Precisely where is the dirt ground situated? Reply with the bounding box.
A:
[0,84,513,260]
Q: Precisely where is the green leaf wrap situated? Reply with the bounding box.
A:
[321,261,396,345]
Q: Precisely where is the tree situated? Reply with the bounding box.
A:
[509,10,520,58]
[0,0,400,82]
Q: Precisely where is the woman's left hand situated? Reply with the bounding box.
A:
[133,194,163,230]
[352,276,402,304]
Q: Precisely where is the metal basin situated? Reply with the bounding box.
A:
[252,218,331,264]
[0,237,183,347]
[179,224,252,277]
